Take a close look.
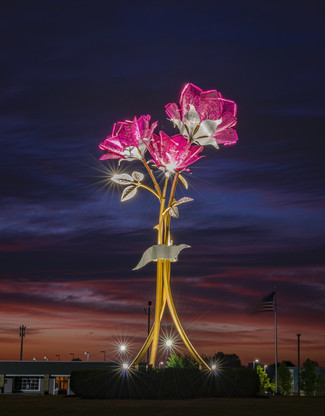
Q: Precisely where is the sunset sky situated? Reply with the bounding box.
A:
[1,1,324,367]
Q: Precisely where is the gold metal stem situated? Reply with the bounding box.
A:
[137,183,160,199]
[148,177,169,366]
[131,171,209,371]
[164,172,179,243]
[142,159,162,198]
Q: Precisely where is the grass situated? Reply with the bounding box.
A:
[0,395,325,416]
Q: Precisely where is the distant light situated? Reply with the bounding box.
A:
[255,359,259,362]
[120,344,127,352]
[211,364,217,370]
[122,363,128,370]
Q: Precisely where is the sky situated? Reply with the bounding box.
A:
[0,0,324,367]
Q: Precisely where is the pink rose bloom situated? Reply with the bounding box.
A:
[145,131,204,177]
[165,83,238,148]
[99,115,157,161]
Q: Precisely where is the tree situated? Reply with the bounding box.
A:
[204,352,242,368]
[277,362,293,396]
[282,360,295,367]
[256,365,275,394]
[315,374,325,396]
[300,358,318,396]
[166,354,197,368]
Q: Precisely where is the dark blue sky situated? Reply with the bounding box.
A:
[0,0,324,365]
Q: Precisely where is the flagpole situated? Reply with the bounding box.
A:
[274,285,278,394]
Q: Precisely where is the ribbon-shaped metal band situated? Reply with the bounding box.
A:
[133,244,191,270]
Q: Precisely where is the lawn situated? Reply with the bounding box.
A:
[0,395,325,416]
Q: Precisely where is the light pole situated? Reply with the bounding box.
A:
[19,325,26,361]
[297,333,301,397]
[253,359,259,370]
[101,350,106,361]
[56,354,60,361]
[144,301,152,365]
[84,351,89,361]
[69,353,75,360]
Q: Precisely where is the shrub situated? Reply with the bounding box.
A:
[70,366,259,399]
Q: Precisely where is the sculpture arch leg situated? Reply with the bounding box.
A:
[163,261,211,371]
[149,259,163,366]
[132,260,210,370]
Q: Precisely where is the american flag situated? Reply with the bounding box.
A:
[256,291,275,312]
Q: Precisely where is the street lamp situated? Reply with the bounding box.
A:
[19,325,26,361]
[253,359,259,370]
[119,344,127,353]
[101,350,106,361]
[84,352,89,361]
[297,333,301,397]
[43,356,48,361]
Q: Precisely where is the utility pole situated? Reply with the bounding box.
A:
[101,350,106,361]
[274,286,278,394]
[19,325,26,361]
[297,333,301,397]
[144,301,152,365]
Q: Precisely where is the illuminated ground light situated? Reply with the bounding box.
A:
[211,363,220,374]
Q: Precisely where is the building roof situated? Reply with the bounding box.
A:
[0,361,118,376]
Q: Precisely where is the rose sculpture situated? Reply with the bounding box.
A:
[99,83,238,370]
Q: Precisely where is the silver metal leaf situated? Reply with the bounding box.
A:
[121,185,138,202]
[179,174,189,189]
[111,173,134,185]
[174,197,194,206]
[132,171,144,182]
[169,206,179,218]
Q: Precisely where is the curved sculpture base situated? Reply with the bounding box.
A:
[131,259,210,371]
